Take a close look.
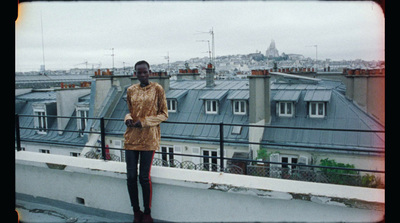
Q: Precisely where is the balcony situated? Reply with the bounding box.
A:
[16,151,384,222]
[15,114,385,222]
[15,114,385,189]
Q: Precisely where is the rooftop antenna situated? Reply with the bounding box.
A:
[196,40,211,63]
[306,44,318,71]
[40,11,45,74]
[104,48,115,74]
[121,61,131,75]
[195,27,215,66]
[111,48,115,74]
[164,52,170,74]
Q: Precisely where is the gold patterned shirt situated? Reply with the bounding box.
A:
[123,82,168,151]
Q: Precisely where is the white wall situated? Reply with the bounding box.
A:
[16,151,384,222]
[20,143,83,157]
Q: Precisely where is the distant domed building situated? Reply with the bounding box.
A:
[265,39,280,58]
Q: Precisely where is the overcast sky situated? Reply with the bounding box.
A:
[15,1,384,72]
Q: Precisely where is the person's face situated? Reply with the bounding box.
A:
[135,64,150,85]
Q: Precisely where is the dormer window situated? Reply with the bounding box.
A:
[76,109,89,136]
[278,102,294,117]
[167,99,177,112]
[34,109,47,134]
[304,90,331,119]
[309,102,325,118]
[273,90,300,118]
[228,91,249,116]
[32,101,56,134]
[233,100,246,115]
[205,100,218,114]
[166,89,188,113]
[75,101,90,137]
[199,90,228,115]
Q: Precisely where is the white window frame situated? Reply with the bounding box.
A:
[309,102,325,118]
[167,99,177,112]
[161,146,175,165]
[280,155,298,170]
[202,149,219,172]
[233,100,246,115]
[160,145,183,166]
[34,109,47,134]
[205,100,218,114]
[76,108,89,136]
[70,152,81,157]
[39,149,50,154]
[278,101,294,117]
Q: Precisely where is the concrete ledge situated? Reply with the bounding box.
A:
[16,151,384,222]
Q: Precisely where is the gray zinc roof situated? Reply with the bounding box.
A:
[105,80,251,145]
[304,90,332,102]
[227,90,249,100]
[16,102,87,147]
[166,89,188,100]
[272,90,301,102]
[263,88,384,153]
[16,91,56,101]
[105,78,384,154]
[199,90,229,101]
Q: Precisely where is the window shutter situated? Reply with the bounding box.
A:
[114,140,122,148]
[191,147,201,164]
[298,155,309,170]
[324,102,328,117]
[298,156,308,164]
[174,145,183,162]
[269,153,281,178]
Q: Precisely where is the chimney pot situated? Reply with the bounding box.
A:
[206,64,215,87]
[347,69,353,75]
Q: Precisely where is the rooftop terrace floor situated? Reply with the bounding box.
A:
[16,193,165,223]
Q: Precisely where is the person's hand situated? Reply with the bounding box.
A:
[125,119,134,127]
[133,120,142,128]
[125,119,142,128]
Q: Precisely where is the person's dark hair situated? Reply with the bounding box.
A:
[134,60,150,70]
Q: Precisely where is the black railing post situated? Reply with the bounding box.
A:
[15,114,21,151]
[100,117,107,161]
[219,122,224,171]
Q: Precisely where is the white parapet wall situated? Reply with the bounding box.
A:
[15,151,384,222]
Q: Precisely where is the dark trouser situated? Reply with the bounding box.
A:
[126,150,155,214]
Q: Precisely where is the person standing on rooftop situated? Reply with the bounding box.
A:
[124,60,168,223]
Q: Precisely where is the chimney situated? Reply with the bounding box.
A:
[55,87,91,134]
[131,71,170,91]
[248,70,271,124]
[177,68,200,80]
[93,73,113,117]
[206,63,215,88]
[248,70,271,159]
[344,68,385,125]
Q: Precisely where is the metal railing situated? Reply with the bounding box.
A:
[15,114,385,188]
